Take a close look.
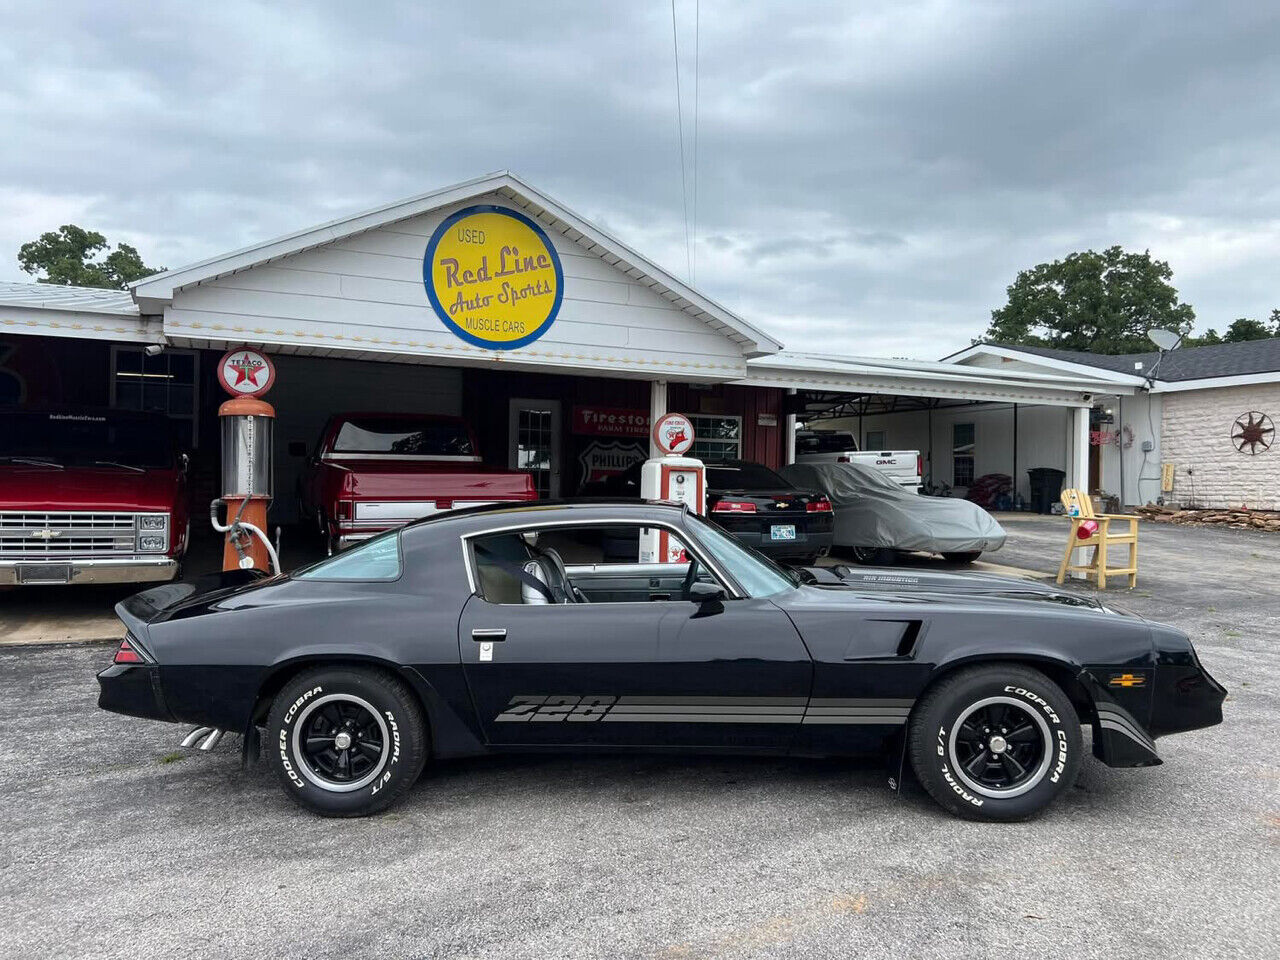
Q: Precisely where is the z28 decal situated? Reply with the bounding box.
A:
[494,695,915,724]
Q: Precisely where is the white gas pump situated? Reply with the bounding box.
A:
[639,414,706,563]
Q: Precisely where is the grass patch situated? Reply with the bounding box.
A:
[1224,629,1242,638]
[159,752,185,765]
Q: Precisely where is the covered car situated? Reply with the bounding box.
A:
[781,461,1006,564]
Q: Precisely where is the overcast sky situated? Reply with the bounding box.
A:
[3,1,1279,358]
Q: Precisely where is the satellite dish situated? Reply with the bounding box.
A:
[1147,328,1182,351]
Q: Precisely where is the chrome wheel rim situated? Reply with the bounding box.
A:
[948,695,1053,799]
[292,693,389,793]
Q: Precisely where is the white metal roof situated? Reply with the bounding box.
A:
[0,279,138,316]
[741,350,1133,406]
[132,171,783,358]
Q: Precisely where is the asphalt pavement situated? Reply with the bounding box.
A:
[1,516,1276,959]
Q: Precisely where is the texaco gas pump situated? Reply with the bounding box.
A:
[211,347,281,574]
[639,413,705,563]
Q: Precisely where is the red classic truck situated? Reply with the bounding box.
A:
[298,413,537,552]
[0,408,189,585]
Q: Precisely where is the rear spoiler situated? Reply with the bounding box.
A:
[115,569,267,635]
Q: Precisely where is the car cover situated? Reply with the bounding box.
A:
[780,461,1007,554]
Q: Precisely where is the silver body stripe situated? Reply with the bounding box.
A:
[602,714,802,724]
[494,695,916,726]
[1096,708,1158,751]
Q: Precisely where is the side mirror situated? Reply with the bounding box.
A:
[688,580,726,616]
[287,441,307,457]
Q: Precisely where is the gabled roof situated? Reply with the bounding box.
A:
[0,279,138,316]
[132,171,782,357]
[947,339,1280,388]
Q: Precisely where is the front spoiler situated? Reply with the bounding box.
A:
[0,557,178,586]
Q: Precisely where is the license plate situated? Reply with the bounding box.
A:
[770,525,796,541]
[17,564,72,584]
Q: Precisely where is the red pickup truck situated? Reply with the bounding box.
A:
[0,408,189,585]
[299,413,537,553]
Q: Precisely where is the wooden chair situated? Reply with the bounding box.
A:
[1056,488,1139,589]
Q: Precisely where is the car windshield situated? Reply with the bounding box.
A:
[0,410,174,469]
[332,417,475,456]
[684,512,798,597]
[706,462,791,490]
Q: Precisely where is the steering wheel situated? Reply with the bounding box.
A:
[681,556,700,601]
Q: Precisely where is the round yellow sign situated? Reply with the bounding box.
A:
[423,205,564,350]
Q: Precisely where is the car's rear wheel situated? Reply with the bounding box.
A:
[849,546,895,565]
[908,664,1080,822]
[266,666,427,817]
[942,551,982,563]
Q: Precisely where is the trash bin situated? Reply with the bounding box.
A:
[1027,467,1066,514]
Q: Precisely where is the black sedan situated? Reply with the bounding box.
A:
[583,459,834,564]
[98,500,1225,822]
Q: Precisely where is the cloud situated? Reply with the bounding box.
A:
[3,0,1279,359]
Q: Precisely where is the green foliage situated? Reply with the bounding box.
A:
[1186,311,1280,346]
[18,224,162,290]
[982,246,1196,354]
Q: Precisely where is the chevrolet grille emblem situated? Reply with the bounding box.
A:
[31,529,61,540]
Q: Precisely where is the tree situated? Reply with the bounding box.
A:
[18,225,162,290]
[1187,311,1280,346]
[982,246,1196,354]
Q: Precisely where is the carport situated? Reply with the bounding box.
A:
[743,352,1138,507]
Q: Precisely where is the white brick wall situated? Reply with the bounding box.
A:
[1161,383,1280,509]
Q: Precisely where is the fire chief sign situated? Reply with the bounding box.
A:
[217,348,275,398]
[423,204,565,351]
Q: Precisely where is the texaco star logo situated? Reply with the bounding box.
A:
[217,347,275,398]
[1231,411,1273,455]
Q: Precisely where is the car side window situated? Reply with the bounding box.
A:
[470,524,717,605]
[295,531,402,581]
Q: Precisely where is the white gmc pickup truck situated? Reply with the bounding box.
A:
[794,430,922,493]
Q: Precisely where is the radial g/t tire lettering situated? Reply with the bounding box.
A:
[908,664,1081,822]
[266,666,427,817]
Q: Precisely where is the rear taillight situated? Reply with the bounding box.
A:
[807,498,833,512]
[335,500,353,521]
[917,453,923,477]
[713,500,757,513]
[113,636,146,664]
[837,455,851,463]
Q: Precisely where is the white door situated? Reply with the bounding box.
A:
[508,399,562,498]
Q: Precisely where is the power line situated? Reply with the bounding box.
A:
[671,0,692,281]
[692,0,700,283]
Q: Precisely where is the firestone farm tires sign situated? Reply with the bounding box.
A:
[423,205,565,350]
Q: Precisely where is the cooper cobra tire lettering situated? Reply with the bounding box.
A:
[278,685,321,789]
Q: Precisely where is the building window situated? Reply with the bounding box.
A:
[865,430,886,450]
[952,422,975,487]
[111,346,199,449]
[689,414,742,462]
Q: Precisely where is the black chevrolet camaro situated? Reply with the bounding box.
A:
[98,500,1225,821]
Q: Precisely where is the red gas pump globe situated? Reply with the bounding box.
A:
[652,413,695,456]
[216,347,276,399]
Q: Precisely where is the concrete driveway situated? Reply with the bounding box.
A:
[1,516,1276,959]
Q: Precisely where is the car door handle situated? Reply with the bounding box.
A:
[471,628,507,641]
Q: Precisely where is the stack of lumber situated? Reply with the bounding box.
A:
[1135,504,1280,531]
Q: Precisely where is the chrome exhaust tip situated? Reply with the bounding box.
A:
[180,726,213,748]
[198,728,225,752]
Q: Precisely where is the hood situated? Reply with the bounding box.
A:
[796,565,1109,612]
[0,465,181,511]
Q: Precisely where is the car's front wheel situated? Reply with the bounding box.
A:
[266,666,427,817]
[908,664,1081,821]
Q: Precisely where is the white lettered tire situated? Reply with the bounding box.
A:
[908,664,1081,821]
[266,667,427,817]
